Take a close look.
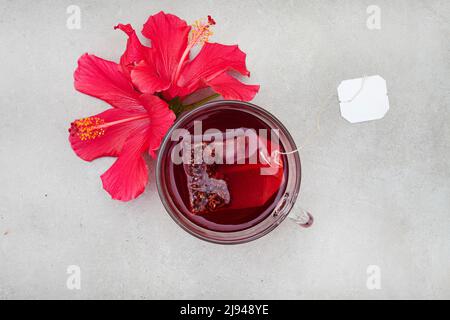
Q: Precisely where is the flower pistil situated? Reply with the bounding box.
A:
[70,114,149,141]
[173,15,216,83]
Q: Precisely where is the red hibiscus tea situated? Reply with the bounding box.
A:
[157,101,302,244]
[167,112,287,232]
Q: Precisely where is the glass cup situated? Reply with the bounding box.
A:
[156,100,312,244]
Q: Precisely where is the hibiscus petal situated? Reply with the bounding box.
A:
[101,153,148,202]
[206,72,260,101]
[177,43,251,96]
[100,122,151,201]
[98,94,175,201]
[139,94,176,157]
[131,57,171,94]
[74,54,142,110]
[114,23,147,77]
[141,11,191,83]
[69,108,149,161]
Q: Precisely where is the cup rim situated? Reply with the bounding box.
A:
[156,100,301,244]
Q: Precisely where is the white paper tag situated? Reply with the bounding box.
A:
[337,75,389,123]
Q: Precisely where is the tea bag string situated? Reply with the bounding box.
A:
[298,75,368,151]
[259,94,335,166]
[260,75,368,164]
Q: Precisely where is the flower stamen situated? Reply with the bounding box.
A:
[189,17,214,46]
[70,117,106,141]
[173,15,216,83]
[70,114,150,141]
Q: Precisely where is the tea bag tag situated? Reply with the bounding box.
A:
[337,75,389,123]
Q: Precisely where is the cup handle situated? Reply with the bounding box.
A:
[288,204,314,228]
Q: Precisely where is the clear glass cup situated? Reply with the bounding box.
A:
[156,100,312,244]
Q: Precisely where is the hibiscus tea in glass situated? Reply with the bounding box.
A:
[157,101,304,244]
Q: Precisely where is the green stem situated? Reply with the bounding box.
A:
[182,93,220,112]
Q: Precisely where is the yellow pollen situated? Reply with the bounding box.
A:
[70,116,105,141]
[189,18,214,46]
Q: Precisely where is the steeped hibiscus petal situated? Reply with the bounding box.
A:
[74,54,142,110]
[101,123,151,201]
[69,108,149,162]
[114,23,148,77]
[139,94,176,157]
[206,72,260,101]
[177,43,251,97]
[141,11,191,83]
[131,57,171,94]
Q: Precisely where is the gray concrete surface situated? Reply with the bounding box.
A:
[0,0,449,299]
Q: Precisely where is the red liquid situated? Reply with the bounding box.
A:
[163,108,288,232]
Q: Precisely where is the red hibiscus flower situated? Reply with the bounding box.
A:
[69,11,259,201]
[115,11,259,102]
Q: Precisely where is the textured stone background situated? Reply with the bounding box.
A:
[0,0,449,299]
